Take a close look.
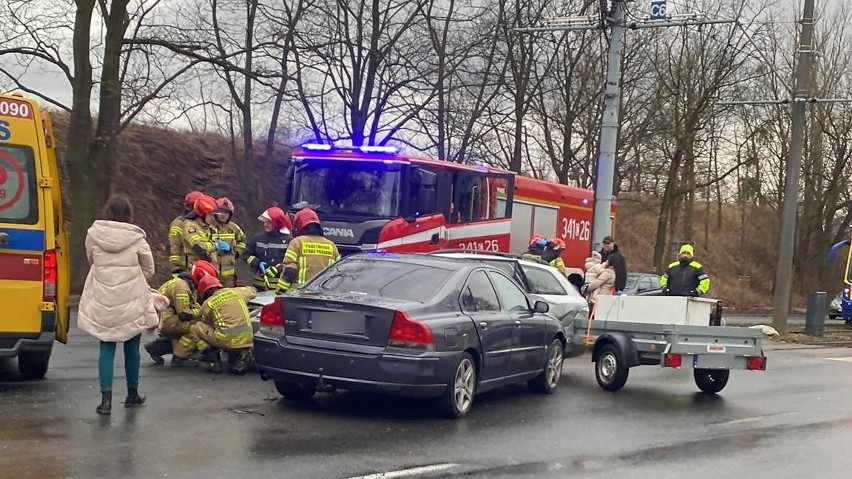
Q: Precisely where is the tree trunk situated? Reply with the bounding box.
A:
[653,150,683,272]
[67,0,97,291]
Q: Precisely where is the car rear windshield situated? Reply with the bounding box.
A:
[306,258,455,302]
[0,145,38,224]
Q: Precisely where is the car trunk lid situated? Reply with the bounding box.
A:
[282,292,419,349]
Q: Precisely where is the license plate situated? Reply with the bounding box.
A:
[308,311,366,335]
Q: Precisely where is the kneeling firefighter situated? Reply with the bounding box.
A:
[175,272,257,374]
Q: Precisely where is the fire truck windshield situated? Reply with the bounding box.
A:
[292,161,402,218]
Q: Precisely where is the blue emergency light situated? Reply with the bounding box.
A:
[301,143,333,151]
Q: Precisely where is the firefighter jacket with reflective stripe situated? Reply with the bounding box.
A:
[243,230,291,289]
[215,221,247,280]
[549,256,566,275]
[181,217,219,267]
[158,274,201,330]
[282,235,340,289]
[168,213,191,269]
[661,260,710,296]
[200,286,257,350]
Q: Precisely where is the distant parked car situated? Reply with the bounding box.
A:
[830,291,843,320]
[623,272,662,296]
[253,253,566,418]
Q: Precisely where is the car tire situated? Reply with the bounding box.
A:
[528,339,564,394]
[595,344,629,392]
[439,352,477,418]
[18,351,50,380]
[694,368,730,394]
[829,313,838,320]
[274,380,316,401]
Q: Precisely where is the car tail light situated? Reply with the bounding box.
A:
[388,311,434,349]
[43,250,57,302]
[259,296,285,335]
[664,353,682,368]
[746,356,766,371]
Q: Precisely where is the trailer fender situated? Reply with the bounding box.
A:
[591,333,640,368]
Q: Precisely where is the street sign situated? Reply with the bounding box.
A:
[650,0,667,20]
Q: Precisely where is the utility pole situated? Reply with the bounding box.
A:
[772,0,816,334]
[516,0,735,251]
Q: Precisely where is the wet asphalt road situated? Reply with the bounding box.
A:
[2,319,852,479]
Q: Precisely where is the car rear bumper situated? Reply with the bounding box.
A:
[0,312,56,357]
[253,335,460,398]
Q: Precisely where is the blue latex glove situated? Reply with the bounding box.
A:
[216,240,231,252]
[615,290,624,296]
[580,285,588,296]
[535,239,547,247]
[258,262,267,274]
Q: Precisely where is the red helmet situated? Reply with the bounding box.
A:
[197,275,223,299]
[184,191,203,209]
[294,208,321,233]
[191,260,218,285]
[258,207,292,233]
[193,195,217,217]
[216,197,234,214]
[550,238,566,250]
[529,234,546,247]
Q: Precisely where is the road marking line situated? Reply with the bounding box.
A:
[715,412,799,426]
[343,463,459,479]
[826,357,852,362]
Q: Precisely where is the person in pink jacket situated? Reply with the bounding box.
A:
[78,194,161,415]
[582,261,616,302]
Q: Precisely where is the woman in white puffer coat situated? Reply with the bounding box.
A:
[78,194,161,416]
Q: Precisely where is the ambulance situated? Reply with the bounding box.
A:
[0,92,70,379]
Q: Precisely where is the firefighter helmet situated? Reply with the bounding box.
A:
[197,275,223,299]
[184,191,203,209]
[529,234,546,248]
[294,208,321,233]
[550,238,566,250]
[191,260,218,285]
[216,197,235,214]
[193,195,217,217]
[258,207,292,233]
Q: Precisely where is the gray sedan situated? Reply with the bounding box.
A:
[253,253,566,418]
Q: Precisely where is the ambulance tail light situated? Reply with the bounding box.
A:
[43,250,57,302]
[746,356,766,371]
[259,296,285,336]
[663,353,682,368]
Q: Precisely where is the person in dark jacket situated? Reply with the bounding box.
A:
[243,207,292,290]
[661,244,710,296]
[599,236,627,293]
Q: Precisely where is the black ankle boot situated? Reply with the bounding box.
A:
[125,388,146,407]
[96,391,112,415]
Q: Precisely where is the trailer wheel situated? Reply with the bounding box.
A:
[595,344,629,392]
[694,369,730,394]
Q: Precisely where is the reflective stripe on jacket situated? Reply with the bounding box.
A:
[661,260,710,296]
[282,235,340,289]
[200,286,257,349]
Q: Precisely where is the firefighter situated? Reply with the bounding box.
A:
[171,260,219,366]
[188,275,257,374]
[521,234,547,262]
[277,208,340,291]
[543,238,567,275]
[143,261,213,366]
[243,207,292,290]
[661,244,711,297]
[214,197,247,287]
[181,194,220,269]
[168,191,203,272]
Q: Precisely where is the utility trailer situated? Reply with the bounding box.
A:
[566,296,766,393]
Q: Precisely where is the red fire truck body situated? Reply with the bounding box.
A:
[284,144,617,274]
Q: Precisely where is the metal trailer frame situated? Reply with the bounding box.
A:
[564,310,766,394]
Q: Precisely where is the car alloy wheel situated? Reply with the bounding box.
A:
[546,344,564,388]
[454,357,475,414]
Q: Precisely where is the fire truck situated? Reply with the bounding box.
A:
[283,143,617,276]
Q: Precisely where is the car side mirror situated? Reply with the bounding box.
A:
[533,300,549,314]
